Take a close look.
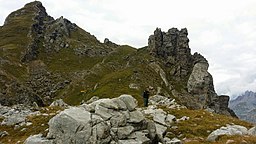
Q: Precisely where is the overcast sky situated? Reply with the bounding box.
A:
[0,0,256,98]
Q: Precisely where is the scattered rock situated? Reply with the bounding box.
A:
[177,116,189,122]
[104,38,119,48]
[86,96,99,104]
[207,124,248,142]
[248,127,256,135]
[0,104,36,126]
[0,131,9,138]
[226,139,235,144]
[149,95,185,109]
[26,122,33,126]
[129,83,139,90]
[168,137,183,144]
[2,115,25,126]
[49,99,69,108]
[25,134,53,144]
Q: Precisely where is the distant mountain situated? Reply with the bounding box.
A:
[0,1,235,117]
[229,91,256,123]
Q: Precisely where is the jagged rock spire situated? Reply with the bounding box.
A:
[148,27,190,60]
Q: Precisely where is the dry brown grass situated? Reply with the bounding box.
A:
[160,106,254,144]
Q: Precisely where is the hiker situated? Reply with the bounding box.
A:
[143,88,150,107]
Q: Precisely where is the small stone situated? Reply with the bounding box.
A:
[21,128,27,132]
[169,137,182,144]
[42,113,49,116]
[248,127,256,135]
[226,139,235,144]
[14,125,20,130]
[50,39,54,43]
[26,122,33,126]
[240,140,248,144]
[0,131,9,138]
[50,99,69,108]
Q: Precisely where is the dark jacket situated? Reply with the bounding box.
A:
[143,90,150,99]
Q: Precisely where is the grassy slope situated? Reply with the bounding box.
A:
[160,106,255,144]
[0,3,36,82]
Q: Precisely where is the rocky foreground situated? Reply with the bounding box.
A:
[1,95,256,144]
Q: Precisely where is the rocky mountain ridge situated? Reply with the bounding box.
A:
[229,91,256,123]
[0,1,235,118]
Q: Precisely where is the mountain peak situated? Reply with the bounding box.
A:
[4,1,49,26]
[24,1,43,8]
[229,91,256,123]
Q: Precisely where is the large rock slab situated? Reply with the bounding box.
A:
[25,134,53,144]
[128,110,144,123]
[207,125,248,142]
[47,107,94,143]
[111,126,134,139]
[119,94,138,111]
[1,114,26,126]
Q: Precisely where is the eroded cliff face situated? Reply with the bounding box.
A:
[148,28,192,78]
[147,28,236,117]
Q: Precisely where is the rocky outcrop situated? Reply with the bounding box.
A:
[25,95,159,144]
[187,61,216,108]
[148,95,186,109]
[207,125,256,142]
[187,60,236,116]
[104,38,119,48]
[0,104,39,127]
[213,95,237,117]
[21,1,54,62]
[142,95,188,143]
[148,28,192,78]
[148,28,235,117]
[24,94,190,144]
[43,16,77,53]
[0,131,9,138]
[207,124,248,142]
